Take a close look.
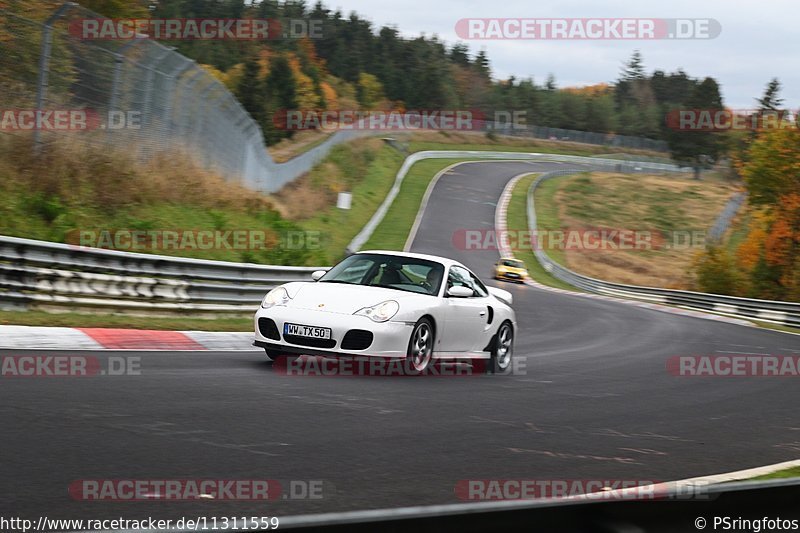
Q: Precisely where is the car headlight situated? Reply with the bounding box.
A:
[261,287,291,309]
[354,300,399,322]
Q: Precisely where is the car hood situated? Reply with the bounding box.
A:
[282,282,430,314]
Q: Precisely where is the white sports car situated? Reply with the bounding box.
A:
[253,251,516,374]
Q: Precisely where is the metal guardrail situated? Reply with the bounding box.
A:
[1,153,795,326]
[0,151,682,316]
[276,478,800,532]
[0,235,321,315]
[708,191,747,242]
[526,171,800,328]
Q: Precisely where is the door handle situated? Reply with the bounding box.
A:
[479,311,486,316]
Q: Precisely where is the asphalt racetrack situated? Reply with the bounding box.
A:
[2,161,799,522]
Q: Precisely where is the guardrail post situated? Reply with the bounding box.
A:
[33,2,76,155]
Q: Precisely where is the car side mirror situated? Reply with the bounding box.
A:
[311,270,327,281]
[447,286,474,298]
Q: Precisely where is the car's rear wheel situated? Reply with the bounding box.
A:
[488,321,513,374]
[405,318,434,375]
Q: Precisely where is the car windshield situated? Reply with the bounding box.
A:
[319,253,445,296]
[502,259,525,268]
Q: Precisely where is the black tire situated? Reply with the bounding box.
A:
[487,321,513,374]
[404,318,434,375]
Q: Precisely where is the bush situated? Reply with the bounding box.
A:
[693,246,744,296]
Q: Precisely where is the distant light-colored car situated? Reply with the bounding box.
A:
[254,251,516,374]
[494,257,528,283]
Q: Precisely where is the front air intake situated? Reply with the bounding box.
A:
[341,329,374,350]
[258,318,281,340]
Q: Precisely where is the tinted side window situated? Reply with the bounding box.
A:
[469,271,488,297]
[447,266,486,297]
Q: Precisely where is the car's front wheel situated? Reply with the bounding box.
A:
[488,321,513,374]
[405,318,434,375]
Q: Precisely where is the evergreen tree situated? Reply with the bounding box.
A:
[757,78,783,111]
[666,77,724,178]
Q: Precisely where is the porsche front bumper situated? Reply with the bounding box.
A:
[253,306,414,358]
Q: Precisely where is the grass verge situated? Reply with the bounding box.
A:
[506,173,576,291]
[403,130,668,159]
[751,321,800,335]
[750,466,800,481]
[362,158,474,250]
[269,130,334,163]
[531,171,739,289]
[292,141,405,263]
[532,177,570,266]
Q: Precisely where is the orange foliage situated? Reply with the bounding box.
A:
[764,193,800,267]
[297,37,325,70]
[736,214,768,272]
[257,49,271,79]
[562,83,611,96]
[320,81,338,109]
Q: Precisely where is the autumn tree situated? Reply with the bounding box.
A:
[743,127,800,206]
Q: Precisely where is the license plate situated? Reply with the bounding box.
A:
[284,323,332,339]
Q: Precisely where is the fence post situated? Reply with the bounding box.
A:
[33,2,76,154]
[176,68,204,140]
[192,82,217,151]
[107,38,145,143]
[140,48,173,129]
[135,47,173,160]
[162,59,194,150]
